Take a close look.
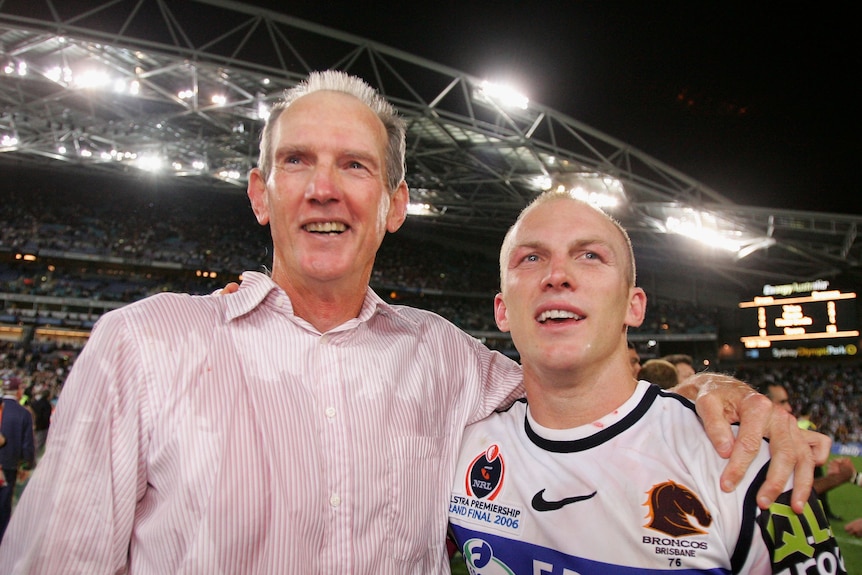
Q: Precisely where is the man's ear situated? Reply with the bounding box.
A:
[624,287,647,328]
[494,292,511,333]
[247,168,270,226]
[386,180,409,233]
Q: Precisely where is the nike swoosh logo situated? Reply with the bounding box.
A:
[531,489,597,512]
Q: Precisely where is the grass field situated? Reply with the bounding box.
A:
[829,454,862,574]
[450,455,862,574]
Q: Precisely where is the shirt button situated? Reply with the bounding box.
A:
[325,406,336,418]
[330,494,341,507]
[276,296,285,308]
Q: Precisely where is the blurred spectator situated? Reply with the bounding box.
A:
[0,375,36,542]
[661,353,696,382]
[639,359,679,390]
[627,341,641,379]
[755,380,852,520]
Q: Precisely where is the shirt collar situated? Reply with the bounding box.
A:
[224,270,417,330]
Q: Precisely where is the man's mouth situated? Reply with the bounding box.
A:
[536,309,584,323]
[303,222,347,234]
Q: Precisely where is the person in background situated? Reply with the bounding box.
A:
[448,191,844,572]
[0,71,826,575]
[661,353,696,381]
[638,358,679,389]
[25,386,52,457]
[759,380,854,520]
[0,376,35,544]
[626,340,641,379]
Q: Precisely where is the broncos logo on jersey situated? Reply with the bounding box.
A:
[643,480,712,537]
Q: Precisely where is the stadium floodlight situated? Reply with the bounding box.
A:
[666,215,743,251]
[45,66,73,84]
[218,169,242,181]
[661,207,775,256]
[531,175,554,191]
[256,98,270,121]
[407,202,439,216]
[475,80,529,110]
[136,154,164,172]
[74,69,111,90]
[548,172,626,209]
[1,134,19,148]
[3,61,26,76]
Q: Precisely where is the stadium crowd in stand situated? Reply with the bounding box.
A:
[731,363,862,444]
[1,177,860,444]
[1,179,722,334]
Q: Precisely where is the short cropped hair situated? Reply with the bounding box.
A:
[257,70,407,193]
[499,189,636,288]
[661,354,694,369]
[639,359,679,390]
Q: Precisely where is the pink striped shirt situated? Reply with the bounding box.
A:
[0,271,523,574]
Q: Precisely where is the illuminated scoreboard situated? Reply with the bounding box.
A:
[739,280,859,359]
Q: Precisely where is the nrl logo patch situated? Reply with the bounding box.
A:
[466,444,505,500]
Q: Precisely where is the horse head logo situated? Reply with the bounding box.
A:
[643,480,712,537]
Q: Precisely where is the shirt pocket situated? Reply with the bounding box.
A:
[386,435,444,562]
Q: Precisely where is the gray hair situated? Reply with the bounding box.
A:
[257,70,407,193]
[499,189,637,288]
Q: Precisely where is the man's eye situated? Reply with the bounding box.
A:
[275,157,300,170]
[347,161,366,170]
[523,254,539,262]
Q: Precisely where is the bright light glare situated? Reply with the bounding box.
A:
[74,69,111,89]
[257,101,270,120]
[566,184,619,209]
[218,169,241,180]
[665,216,743,251]
[478,81,529,110]
[137,155,164,172]
[407,203,435,216]
[46,66,72,84]
[1,135,19,147]
[3,61,27,76]
[532,175,553,191]
[550,174,625,209]
[211,94,227,106]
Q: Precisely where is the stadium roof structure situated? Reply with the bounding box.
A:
[2,0,861,304]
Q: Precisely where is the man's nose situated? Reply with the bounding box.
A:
[544,258,573,289]
[305,163,341,202]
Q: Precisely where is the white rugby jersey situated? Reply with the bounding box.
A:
[449,381,846,575]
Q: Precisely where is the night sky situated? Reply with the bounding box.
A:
[246,1,859,215]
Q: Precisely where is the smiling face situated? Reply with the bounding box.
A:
[495,196,646,378]
[247,90,408,295]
